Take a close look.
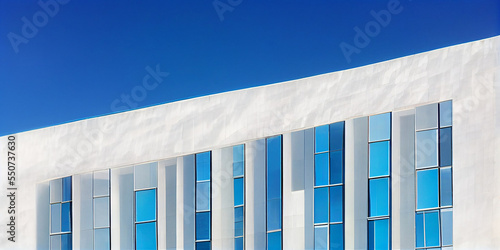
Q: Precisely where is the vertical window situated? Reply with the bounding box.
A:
[314,122,345,250]
[233,144,245,250]
[368,113,391,250]
[93,170,110,250]
[415,101,453,249]
[134,163,158,250]
[50,176,72,250]
[196,152,212,250]
[267,135,282,250]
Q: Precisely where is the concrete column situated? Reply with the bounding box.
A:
[177,155,195,250]
[110,166,134,250]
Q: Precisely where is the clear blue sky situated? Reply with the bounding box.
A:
[1,0,499,136]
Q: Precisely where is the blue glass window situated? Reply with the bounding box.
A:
[61,202,71,232]
[94,197,110,228]
[329,223,343,250]
[235,237,243,250]
[315,153,329,186]
[368,219,389,250]
[94,228,110,250]
[267,198,282,231]
[330,186,343,223]
[233,145,245,177]
[415,212,424,248]
[234,178,244,206]
[417,169,439,210]
[439,101,452,127]
[235,206,244,237]
[314,187,329,224]
[136,189,157,222]
[197,182,211,211]
[314,225,328,250]
[330,150,343,184]
[369,178,389,217]
[267,136,282,234]
[416,129,438,169]
[315,125,329,153]
[369,113,391,142]
[51,203,61,234]
[369,141,390,177]
[61,234,72,250]
[50,235,61,250]
[425,211,440,247]
[62,176,72,202]
[136,222,157,250]
[196,212,211,241]
[440,127,452,167]
[440,167,452,207]
[196,152,211,181]
[416,103,439,131]
[329,122,344,151]
[441,209,453,246]
[267,231,282,250]
[196,242,211,250]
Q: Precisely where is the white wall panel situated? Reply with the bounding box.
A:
[110,166,134,250]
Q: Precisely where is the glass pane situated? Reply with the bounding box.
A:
[51,203,61,234]
[441,208,453,246]
[439,100,452,127]
[61,202,71,232]
[135,162,158,189]
[267,198,282,231]
[368,219,389,250]
[93,170,110,197]
[233,144,245,163]
[196,152,211,181]
[234,178,244,206]
[62,177,72,202]
[50,179,62,203]
[94,197,110,228]
[329,122,344,151]
[94,228,110,250]
[314,187,328,224]
[315,153,329,186]
[61,234,72,250]
[330,186,343,223]
[233,162,244,177]
[196,212,211,241]
[425,211,440,247]
[196,241,211,250]
[369,178,389,217]
[50,235,61,250]
[330,151,343,185]
[369,141,390,177]
[416,103,438,130]
[235,221,244,237]
[369,113,391,142]
[235,237,244,250]
[314,225,328,250]
[415,212,424,248]
[330,223,343,250]
[136,189,157,222]
[417,169,439,210]
[267,135,282,199]
[315,125,329,153]
[197,182,211,211]
[440,127,452,167]
[267,231,281,250]
[235,206,244,223]
[440,167,453,206]
[416,130,438,168]
[136,222,157,250]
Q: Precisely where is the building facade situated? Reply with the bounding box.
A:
[0,36,499,250]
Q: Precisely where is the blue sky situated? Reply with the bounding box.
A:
[0,0,499,136]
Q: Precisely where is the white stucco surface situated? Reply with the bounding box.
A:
[0,35,498,249]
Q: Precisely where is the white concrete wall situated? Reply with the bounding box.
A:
[0,36,498,249]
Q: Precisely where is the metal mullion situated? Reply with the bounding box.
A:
[367,216,390,221]
[135,187,156,192]
[416,207,441,213]
[267,229,281,233]
[369,138,391,144]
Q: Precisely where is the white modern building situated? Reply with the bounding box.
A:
[1,35,499,250]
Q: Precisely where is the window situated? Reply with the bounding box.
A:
[368,113,391,250]
[50,176,72,250]
[415,101,453,249]
[196,152,212,250]
[314,122,345,250]
[134,163,158,250]
[93,170,110,250]
[267,135,282,250]
[233,144,245,250]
